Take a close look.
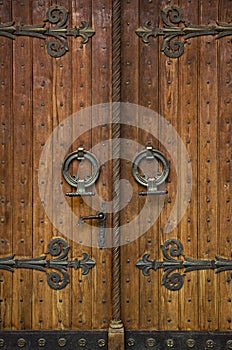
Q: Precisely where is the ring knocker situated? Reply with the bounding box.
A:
[62,147,100,196]
[132,145,170,195]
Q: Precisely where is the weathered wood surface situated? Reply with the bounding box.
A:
[0,0,231,335]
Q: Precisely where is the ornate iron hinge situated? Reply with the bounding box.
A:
[0,237,95,290]
[136,5,232,58]
[136,238,232,291]
[0,5,95,57]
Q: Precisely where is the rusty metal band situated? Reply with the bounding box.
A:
[111,0,122,325]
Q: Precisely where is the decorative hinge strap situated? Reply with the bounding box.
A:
[136,238,232,291]
[0,5,95,57]
[136,5,232,58]
[0,238,95,290]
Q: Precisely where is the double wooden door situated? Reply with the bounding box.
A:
[0,0,232,349]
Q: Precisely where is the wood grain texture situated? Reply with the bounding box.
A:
[70,0,93,330]
[91,0,112,329]
[198,0,219,330]
[178,0,199,330]
[0,0,13,330]
[218,0,232,330]
[120,0,140,330]
[158,0,180,331]
[138,0,160,330]
[51,0,72,330]
[32,0,53,330]
[0,0,231,336]
[12,0,33,330]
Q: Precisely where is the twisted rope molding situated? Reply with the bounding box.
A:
[110,0,122,328]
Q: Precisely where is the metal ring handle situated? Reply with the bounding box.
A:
[132,147,170,188]
[62,148,100,189]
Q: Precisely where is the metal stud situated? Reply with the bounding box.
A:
[38,338,46,347]
[227,340,232,349]
[0,339,5,348]
[17,338,26,348]
[78,338,87,347]
[186,338,195,348]
[127,338,135,347]
[98,339,106,348]
[58,338,66,347]
[166,339,174,348]
[146,338,156,347]
[205,339,215,348]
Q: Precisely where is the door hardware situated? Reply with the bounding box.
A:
[0,237,95,290]
[136,5,232,58]
[0,5,95,58]
[132,145,170,195]
[137,238,232,291]
[62,147,100,197]
[77,212,106,225]
[78,212,107,248]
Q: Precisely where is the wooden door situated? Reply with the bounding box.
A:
[0,1,232,350]
[120,0,232,348]
[0,1,112,348]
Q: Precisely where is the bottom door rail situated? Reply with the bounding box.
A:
[0,330,231,349]
[126,331,232,350]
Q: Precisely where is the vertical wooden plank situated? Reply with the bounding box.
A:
[91,0,112,329]
[158,0,180,331]
[0,0,13,330]
[178,0,199,330]
[198,0,219,331]
[71,0,93,330]
[32,0,53,330]
[138,0,160,330]
[120,0,140,330]
[12,0,33,330]
[218,0,232,330]
[51,0,72,330]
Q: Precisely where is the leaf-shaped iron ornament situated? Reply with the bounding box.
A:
[136,5,232,58]
[0,5,95,57]
[0,238,95,290]
[136,238,232,291]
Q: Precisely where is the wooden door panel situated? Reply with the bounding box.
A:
[0,0,112,332]
[11,1,33,330]
[91,0,112,329]
[0,0,232,348]
[0,0,13,331]
[70,0,93,331]
[120,0,140,330]
[218,0,232,329]
[32,0,54,331]
[178,0,199,330]
[122,0,232,333]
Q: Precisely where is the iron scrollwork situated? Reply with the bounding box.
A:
[0,5,95,57]
[0,237,95,290]
[136,5,232,58]
[136,238,232,291]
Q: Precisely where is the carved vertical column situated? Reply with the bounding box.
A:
[108,0,124,349]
